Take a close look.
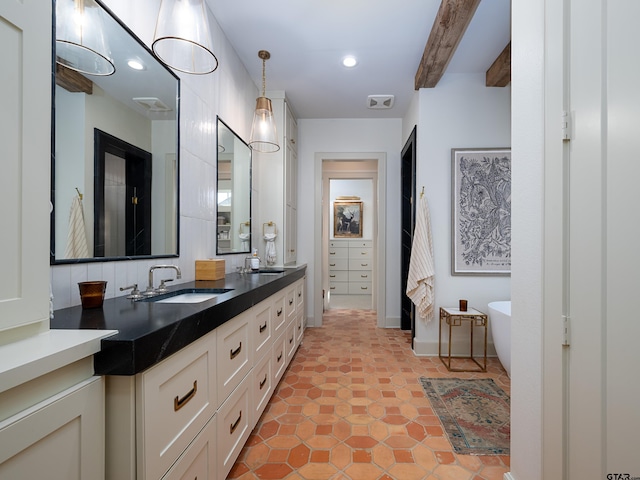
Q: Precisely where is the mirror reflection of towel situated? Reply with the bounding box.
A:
[64,196,89,259]
[406,194,435,322]
[264,233,277,265]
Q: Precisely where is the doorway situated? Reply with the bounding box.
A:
[400,127,416,339]
[313,152,387,328]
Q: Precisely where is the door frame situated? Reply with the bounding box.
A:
[313,152,387,328]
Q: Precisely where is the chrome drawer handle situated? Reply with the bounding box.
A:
[174,380,197,412]
[259,322,267,333]
[230,410,242,434]
[260,374,268,389]
[230,342,242,359]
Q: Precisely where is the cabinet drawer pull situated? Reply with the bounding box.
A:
[329,251,336,255]
[330,287,335,290]
[230,410,242,434]
[174,380,197,412]
[277,308,283,316]
[230,342,242,359]
[260,374,268,389]
[259,321,267,333]
[298,324,301,330]
[289,335,294,344]
[277,352,283,362]
[298,291,302,298]
[361,252,367,255]
[329,275,336,278]
[360,274,368,278]
[329,263,336,267]
[361,263,368,267]
[289,298,294,306]
[361,286,368,290]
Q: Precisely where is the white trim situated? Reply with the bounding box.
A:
[314,152,386,327]
[503,473,516,480]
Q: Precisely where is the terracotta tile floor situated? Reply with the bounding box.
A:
[229,309,511,480]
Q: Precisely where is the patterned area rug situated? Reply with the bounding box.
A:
[419,377,510,455]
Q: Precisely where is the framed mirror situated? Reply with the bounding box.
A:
[216,117,251,255]
[51,0,180,263]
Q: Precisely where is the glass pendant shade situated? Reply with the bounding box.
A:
[152,0,218,75]
[55,0,115,76]
[249,97,280,153]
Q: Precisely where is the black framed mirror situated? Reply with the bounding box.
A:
[216,117,251,255]
[51,0,180,263]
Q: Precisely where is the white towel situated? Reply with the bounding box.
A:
[406,194,436,322]
[64,196,89,259]
[264,233,277,265]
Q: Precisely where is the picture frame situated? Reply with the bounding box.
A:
[333,201,363,238]
[451,148,511,275]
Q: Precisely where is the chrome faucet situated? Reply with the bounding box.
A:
[144,265,182,295]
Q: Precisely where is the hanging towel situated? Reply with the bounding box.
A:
[406,194,436,322]
[264,233,277,265]
[64,195,89,259]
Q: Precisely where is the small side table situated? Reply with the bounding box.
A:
[438,307,487,372]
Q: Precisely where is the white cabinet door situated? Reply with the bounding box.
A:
[162,413,216,480]
[216,310,251,406]
[0,377,104,479]
[0,0,52,335]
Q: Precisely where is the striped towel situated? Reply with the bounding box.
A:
[64,196,89,259]
[406,194,436,322]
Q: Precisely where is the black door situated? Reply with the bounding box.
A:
[400,127,417,340]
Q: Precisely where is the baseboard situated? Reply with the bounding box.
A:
[384,316,401,328]
[503,472,515,480]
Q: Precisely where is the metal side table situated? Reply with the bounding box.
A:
[438,306,487,372]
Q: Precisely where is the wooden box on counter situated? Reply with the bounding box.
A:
[195,259,226,280]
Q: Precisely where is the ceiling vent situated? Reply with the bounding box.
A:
[133,97,172,112]
[367,95,394,109]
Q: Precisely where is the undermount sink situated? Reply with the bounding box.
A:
[140,288,233,304]
[251,269,285,274]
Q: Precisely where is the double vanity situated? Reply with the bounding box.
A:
[52,265,307,479]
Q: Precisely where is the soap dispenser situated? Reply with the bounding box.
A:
[251,248,260,271]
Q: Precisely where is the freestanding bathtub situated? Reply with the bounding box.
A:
[488,301,511,377]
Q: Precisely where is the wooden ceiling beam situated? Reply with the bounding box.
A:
[486,41,511,87]
[55,63,93,94]
[415,0,481,89]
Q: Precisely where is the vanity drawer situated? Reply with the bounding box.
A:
[286,321,297,361]
[162,413,216,480]
[349,282,372,294]
[272,291,287,337]
[217,374,251,480]
[285,285,296,321]
[329,282,349,295]
[295,311,305,345]
[295,279,304,310]
[328,258,348,270]
[216,310,251,407]
[328,246,348,258]
[349,258,372,271]
[252,351,272,423]
[349,270,372,282]
[138,333,216,480]
[252,299,273,361]
[328,270,348,282]
[272,332,287,384]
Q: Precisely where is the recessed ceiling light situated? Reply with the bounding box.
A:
[127,59,145,70]
[342,55,357,68]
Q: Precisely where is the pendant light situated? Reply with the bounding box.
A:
[55,0,115,76]
[249,50,280,153]
[152,0,218,75]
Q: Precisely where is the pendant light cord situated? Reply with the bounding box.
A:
[258,50,270,97]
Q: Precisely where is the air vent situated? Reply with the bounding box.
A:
[133,97,172,112]
[367,95,395,109]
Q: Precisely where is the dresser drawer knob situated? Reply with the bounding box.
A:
[230,342,242,359]
[174,380,197,412]
[230,410,242,434]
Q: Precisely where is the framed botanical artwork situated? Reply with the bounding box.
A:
[451,148,511,275]
[333,201,363,238]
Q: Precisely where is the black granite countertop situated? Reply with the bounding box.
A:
[50,266,306,375]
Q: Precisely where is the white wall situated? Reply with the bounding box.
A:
[412,73,511,356]
[50,0,258,308]
[297,118,402,325]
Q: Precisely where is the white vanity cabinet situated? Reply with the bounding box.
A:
[0,376,105,480]
[105,275,306,480]
[255,93,298,266]
[328,240,373,297]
